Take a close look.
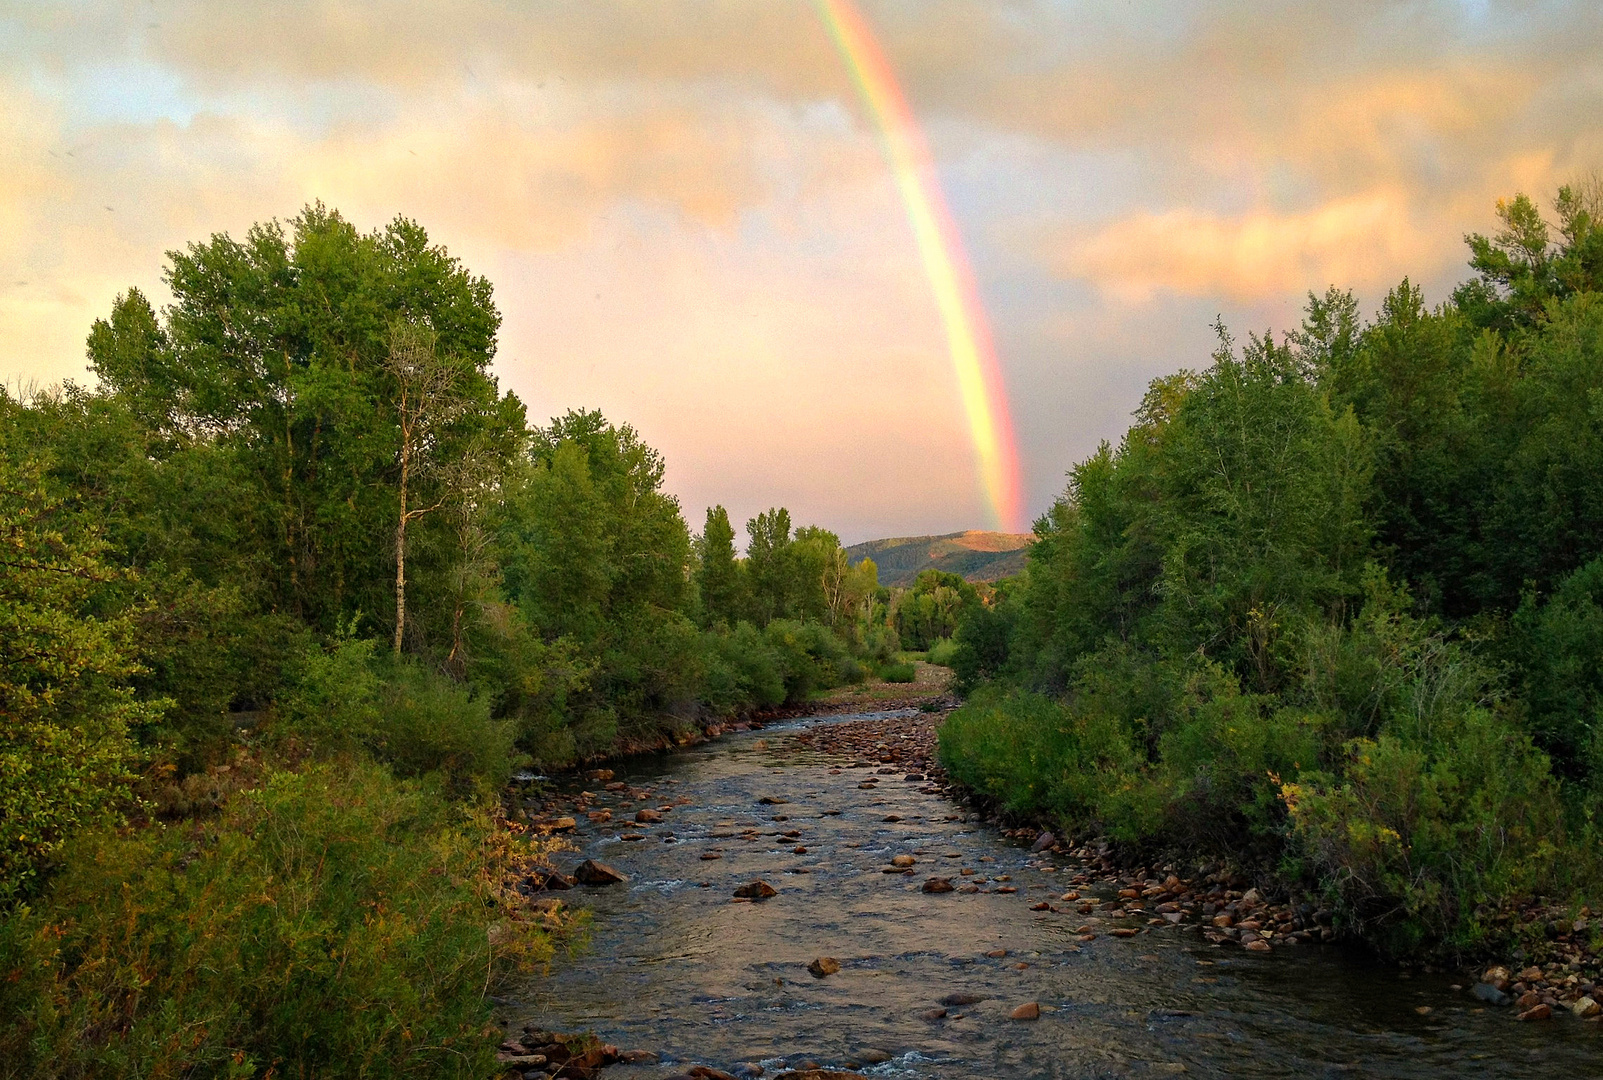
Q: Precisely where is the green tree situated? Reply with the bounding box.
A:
[0,454,162,902]
[86,204,525,644]
[694,505,747,627]
[745,507,794,625]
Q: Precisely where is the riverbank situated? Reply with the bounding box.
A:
[496,689,1601,1078]
[803,707,1603,1028]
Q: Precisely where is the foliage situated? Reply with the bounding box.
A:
[891,569,980,651]
[926,637,959,667]
[880,662,917,684]
[0,453,158,903]
[940,183,1603,956]
[0,761,555,1080]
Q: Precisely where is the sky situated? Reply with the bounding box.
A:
[3,1,1601,544]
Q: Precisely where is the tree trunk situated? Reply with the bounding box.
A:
[394,446,409,654]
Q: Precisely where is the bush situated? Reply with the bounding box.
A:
[0,461,158,904]
[938,684,1146,823]
[761,619,858,702]
[880,662,917,683]
[698,622,786,716]
[1283,710,1564,955]
[371,661,519,795]
[0,761,553,1080]
[1510,556,1603,789]
[926,637,959,667]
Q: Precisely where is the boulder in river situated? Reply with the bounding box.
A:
[940,992,986,1006]
[808,956,841,978]
[891,854,916,868]
[921,877,954,893]
[734,880,778,900]
[635,808,664,824]
[1473,982,1510,1006]
[573,859,628,886]
[1030,831,1056,852]
[774,1072,869,1080]
[1011,1001,1041,1020]
[528,867,575,891]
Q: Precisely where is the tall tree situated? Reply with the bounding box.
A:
[745,507,793,626]
[384,320,466,654]
[695,505,745,627]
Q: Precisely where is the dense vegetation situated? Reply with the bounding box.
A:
[941,182,1603,958]
[0,205,908,1075]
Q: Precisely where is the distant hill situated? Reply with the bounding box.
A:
[846,530,1034,587]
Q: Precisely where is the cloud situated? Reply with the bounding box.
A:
[1056,191,1437,302]
[4,0,1603,537]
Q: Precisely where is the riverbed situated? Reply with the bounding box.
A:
[507,709,1601,1078]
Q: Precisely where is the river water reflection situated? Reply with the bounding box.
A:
[510,711,1601,1078]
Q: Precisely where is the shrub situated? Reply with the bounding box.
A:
[937,685,1146,824]
[1509,556,1603,789]
[698,621,786,716]
[926,637,959,667]
[0,461,159,904]
[880,662,917,683]
[1283,709,1564,955]
[0,761,554,1080]
[370,660,519,795]
[762,619,856,702]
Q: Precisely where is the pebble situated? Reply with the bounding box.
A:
[1011,1002,1041,1021]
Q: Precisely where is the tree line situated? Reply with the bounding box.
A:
[942,181,1603,958]
[0,204,928,1077]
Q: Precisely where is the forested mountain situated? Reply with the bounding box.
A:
[847,530,1033,586]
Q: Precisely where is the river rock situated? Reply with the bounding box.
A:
[1030,831,1056,852]
[1011,1001,1041,1020]
[808,956,841,978]
[920,1007,948,1020]
[1483,965,1512,988]
[773,1072,869,1080]
[940,992,987,1006]
[759,796,789,805]
[1518,1003,1553,1021]
[497,1053,547,1067]
[734,880,778,900]
[1472,982,1510,1006]
[685,1067,739,1080]
[573,859,627,886]
[1243,938,1272,952]
[635,808,664,824]
[922,877,954,893]
[891,854,916,868]
[1572,996,1602,1018]
[700,850,722,860]
[617,1050,658,1063]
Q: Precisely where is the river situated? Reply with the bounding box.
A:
[506,709,1601,1078]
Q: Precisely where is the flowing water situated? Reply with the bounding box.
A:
[509,711,1602,1078]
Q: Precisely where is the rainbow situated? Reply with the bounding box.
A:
[815,0,1025,532]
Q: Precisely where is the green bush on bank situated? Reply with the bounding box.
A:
[0,761,552,1080]
[880,662,917,683]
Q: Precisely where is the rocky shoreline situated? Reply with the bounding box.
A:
[794,707,1603,1028]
